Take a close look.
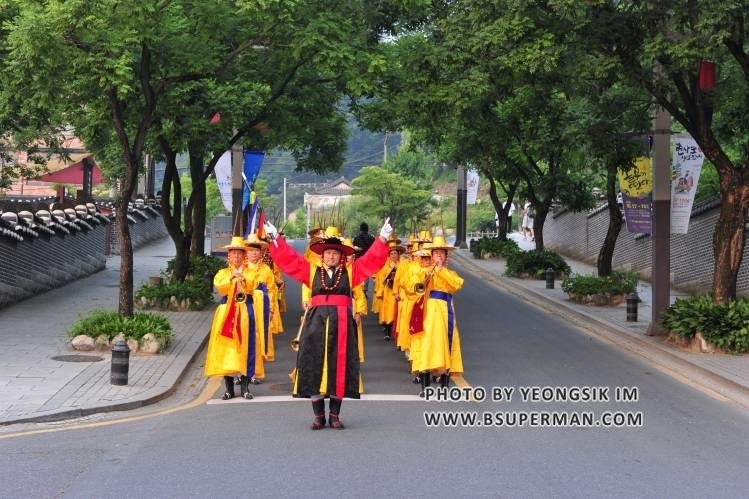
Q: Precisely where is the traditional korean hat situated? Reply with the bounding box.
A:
[342,238,361,252]
[245,232,268,250]
[417,230,433,243]
[412,247,432,258]
[223,236,249,251]
[324,226,342,238]
[309,236,356,256]
[426,235,456,252]
[308,225,324,237]
[387,238,406,255]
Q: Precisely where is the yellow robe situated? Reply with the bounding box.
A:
[352,282,367,363]
[247,260,278,364]
[376,261,399,325]
[410,267,464,375]
[204,266,254,377]
[395,260,424,353]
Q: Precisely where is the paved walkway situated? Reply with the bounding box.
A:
[2,233,749,425]
[0,237,213,425]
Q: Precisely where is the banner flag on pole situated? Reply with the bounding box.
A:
[242,151,265,210]
[617,156,653,234]
[466,169,480,205]
[214,150,233,213]
[670,134,704,234]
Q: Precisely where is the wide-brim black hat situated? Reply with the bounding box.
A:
[309,237,356,256]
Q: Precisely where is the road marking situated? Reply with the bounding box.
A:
[206,393,425,404]
[0,376,221,441]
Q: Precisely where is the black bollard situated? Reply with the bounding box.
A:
[111,340,131,385]
[546,267,555,289]
[626,292,639,322]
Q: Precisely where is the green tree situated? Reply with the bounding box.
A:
[350,166,435,235]
[584,1,749,303]
[360,1,599,249]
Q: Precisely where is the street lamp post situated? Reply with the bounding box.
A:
[454,164,468,248]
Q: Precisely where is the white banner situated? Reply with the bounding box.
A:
[670,134,704,234]
[466,168,480,205]
[214,150,232,213]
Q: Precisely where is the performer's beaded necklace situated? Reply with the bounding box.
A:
[319,264,345,291]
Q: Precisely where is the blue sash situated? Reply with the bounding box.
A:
[429,290,454,350]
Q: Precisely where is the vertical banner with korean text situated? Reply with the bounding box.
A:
[466,168,480,205]
[670,134,704,234]
[618,156,653,234]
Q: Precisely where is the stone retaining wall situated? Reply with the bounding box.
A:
[0,205,168,308]
[542,199,749,296]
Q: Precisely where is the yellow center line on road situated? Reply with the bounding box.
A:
[0,377,221,441]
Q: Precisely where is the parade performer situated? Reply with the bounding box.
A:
[204,237,257,400]
[375,237,404,340]
[264,218,393,429]
[344,238,368,363]
[409,235,464,397]
[395,232,432,370]
[262,242,287,327]
[244,233,277,376]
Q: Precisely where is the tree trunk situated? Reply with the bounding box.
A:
[487,178,507,240]
[116,196,134,317]
[188,147,207,256]
[533,205,547,251]
[157,138,190,282]
[712,170,749,303]
[597,165,623,276]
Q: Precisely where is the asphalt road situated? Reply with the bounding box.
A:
[2,244,749,498]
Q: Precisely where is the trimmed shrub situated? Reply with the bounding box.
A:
[68,309,173,346]
[561,272,638,296]
[136,254,224,311]
[470,236,521,259]
[505,249,571,279]
[662,295,749,354]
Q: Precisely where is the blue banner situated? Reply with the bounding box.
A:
[242,151,264,210]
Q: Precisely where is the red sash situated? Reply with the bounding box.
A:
[310,294,352,398]
[220,282,241,343]
[409,296,425,335]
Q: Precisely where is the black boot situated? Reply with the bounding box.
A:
[383,323,392,341]
[439,373,450,388]
[310,397,326,430]
[419,372,431,397]
[328,397,344,429]
[222,376,235,400]
[240,375,253,399]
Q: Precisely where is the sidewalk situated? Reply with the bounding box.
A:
[2,233,749,426]
[452,232,749,410]
[0,237,213,425]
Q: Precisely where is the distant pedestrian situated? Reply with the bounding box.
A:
[522,200,534,241]
[353,222,376,295]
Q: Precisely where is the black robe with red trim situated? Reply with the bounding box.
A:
[269,236,388,398]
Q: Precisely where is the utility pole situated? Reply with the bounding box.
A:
[648,100,671,336]
[231,141,244,236]
[283,177,287,221]
[306,201,311,236]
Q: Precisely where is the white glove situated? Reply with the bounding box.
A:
[263,221,279,241]
[379,217,393,240]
